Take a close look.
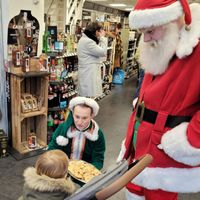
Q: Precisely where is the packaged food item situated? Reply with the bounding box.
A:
[12,49,21,67]
[28,130,37,149]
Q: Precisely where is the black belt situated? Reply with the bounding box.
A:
[135,102,191,128]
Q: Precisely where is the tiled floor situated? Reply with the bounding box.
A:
[0,77,200,200]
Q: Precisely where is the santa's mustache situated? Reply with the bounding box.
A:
[138,22,180,75]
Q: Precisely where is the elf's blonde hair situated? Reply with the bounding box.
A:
[35,150,69,179]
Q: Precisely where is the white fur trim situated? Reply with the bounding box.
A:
[71,132,85,160]
[116,140,126,163]
[132,98,138,109]
[67,120,99,141]
[176,3,200,58]
[67,128,81,138]
[56,136,69,146]
[125,189,145,200]
[160,122,200,166]
[129,2,182,29]
[24,167,76,193]
[133,166,200,193]
[83,120,99,141]
[69,96,99,116]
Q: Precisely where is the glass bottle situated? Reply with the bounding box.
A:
[28,130,37,149]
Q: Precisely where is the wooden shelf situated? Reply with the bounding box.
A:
[8,145,46,160]
[49,80,66,85]
[127,57,134,61]
[18,139,47,154]
[21,107,47,121]
[10,73,49,157]
[46,51,77,58]
[10,71,50,78]
[48,106,67,112]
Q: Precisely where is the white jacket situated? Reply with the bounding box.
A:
[77,34,108,97]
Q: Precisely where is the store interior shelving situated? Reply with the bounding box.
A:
[47,52,78,142]
[5,1,132,158]
[9,71,49,160]
[124,30,141,79]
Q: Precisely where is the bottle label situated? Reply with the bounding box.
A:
[28,135,37,149]
[48,120,54,126]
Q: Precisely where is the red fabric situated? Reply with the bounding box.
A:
[144,189,178,200]
[180,0,192,25]
[123,42,200,189]
[123,112,136,160]
[127,183,178,200]
[133,0,191,25]
[187,110,200,148]
[126,182,144,196]
[134,0,177,10]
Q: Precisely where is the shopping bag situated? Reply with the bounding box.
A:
[112,69,125,84]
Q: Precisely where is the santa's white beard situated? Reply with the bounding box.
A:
[139,23,180,75]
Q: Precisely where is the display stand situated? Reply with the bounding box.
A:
[9,71,49,160]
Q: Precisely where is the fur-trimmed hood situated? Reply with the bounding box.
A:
[23,167,76,194]
[176,3,200,58]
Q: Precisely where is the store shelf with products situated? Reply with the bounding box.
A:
[47,53,78,143]
[101,61,112,94]
[124,30,141,79]
[9,71,49,160]
[99,39,115,100]
[6,10,52,159]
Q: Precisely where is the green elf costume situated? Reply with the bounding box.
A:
[48,97,106,170]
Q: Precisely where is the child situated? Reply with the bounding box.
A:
[18,150,76,200]
[48,96,106,170]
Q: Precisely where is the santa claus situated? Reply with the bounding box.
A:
[117,0,200,199]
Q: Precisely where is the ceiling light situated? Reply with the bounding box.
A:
[109,4,126,7]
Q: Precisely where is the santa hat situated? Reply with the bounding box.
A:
[129,0,191,29]
[69,96,99,116]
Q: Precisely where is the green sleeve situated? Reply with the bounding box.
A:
[47,123,66,150]
[91,129,106,170]
[48,112,73,150]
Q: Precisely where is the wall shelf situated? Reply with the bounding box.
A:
[21,107,47,121]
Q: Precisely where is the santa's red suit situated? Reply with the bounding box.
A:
[118,1,200,200]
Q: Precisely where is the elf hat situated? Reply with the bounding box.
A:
[129,0,191,29]
[69,96,99,116]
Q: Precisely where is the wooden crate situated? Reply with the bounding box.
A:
[10,72,49,155]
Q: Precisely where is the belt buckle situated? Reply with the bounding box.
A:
[135,101,145,122]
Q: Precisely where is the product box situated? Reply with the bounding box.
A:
[0,129,8,158]
[29,57,42,71]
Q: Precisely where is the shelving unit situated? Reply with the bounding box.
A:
[98,22,116,99]
[124,30,141,79]
[125,38,137,78]
[9,71,49,159]
[47,52,78,143]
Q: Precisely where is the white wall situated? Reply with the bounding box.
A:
[45,0,66,33]
[0,0,45,135]
[0,0,8,134]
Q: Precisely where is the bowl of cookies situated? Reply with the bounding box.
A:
[68,160,101,185]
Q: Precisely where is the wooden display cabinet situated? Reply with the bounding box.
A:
[10,71,49,159]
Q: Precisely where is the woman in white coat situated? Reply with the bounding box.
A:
[77,22,108,97]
